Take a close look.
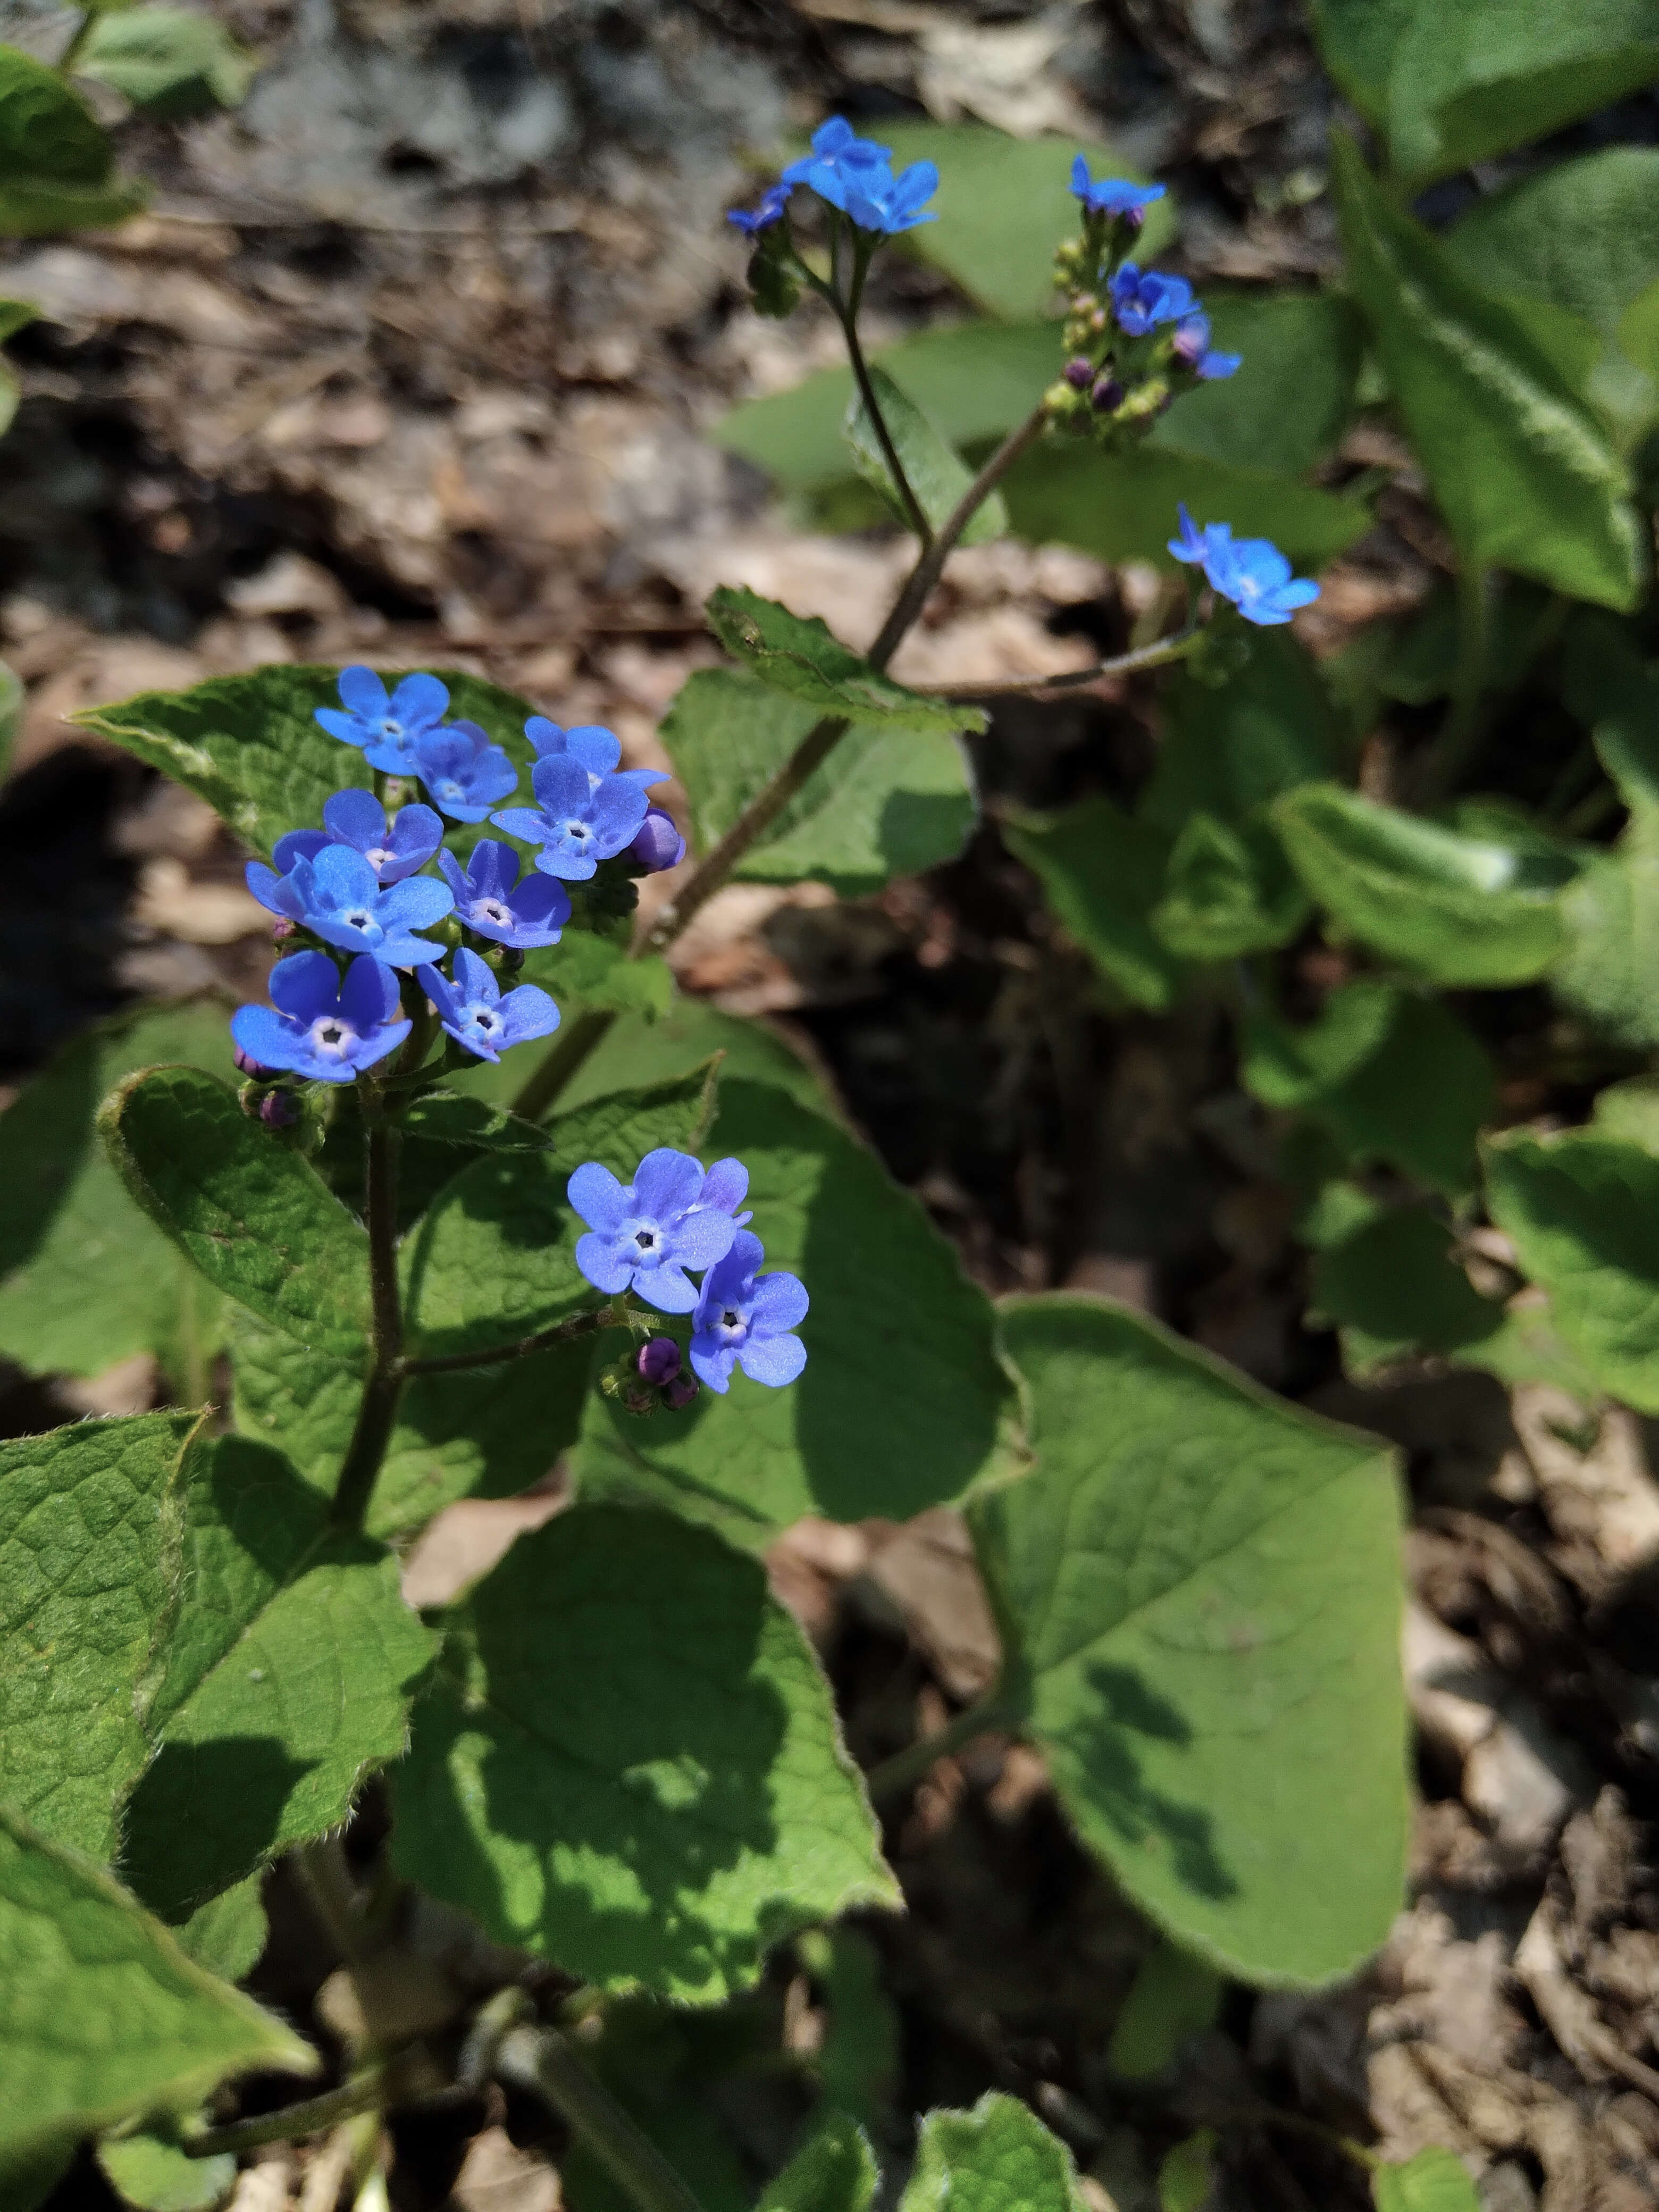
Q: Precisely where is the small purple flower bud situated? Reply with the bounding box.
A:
[258,1088,300,1129]
[638,1335,682,1386]
[629,807,686,874]
[1090,375,1124,413]
[271,917,296,942]
[233,1043,276,1078]
[1123,205,1145,233]
[1063,356,1095,391]
[663,1373,700,1411]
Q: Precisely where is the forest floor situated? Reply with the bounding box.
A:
[3,5,1659,2210]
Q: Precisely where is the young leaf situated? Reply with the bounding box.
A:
[1445,149,1659,342]
[1004,799,1184,1012]
[977,1296,1409,1986]
[1157,2131,1217,2212]
[0,1001,234,1384]
[1371,2146,1481,2212]
[0,42,146,234]
[661,669,975,896]
[0,1803,312,2179]
[759,2114,878,2212]
[879,123,1175,322]
[230,1310,591,1538]
[168,1872,267,1984]
[1275,784,1571,987]
[1482,1128,1659,1413]
[572,1080,1016,1547]
[402,1068,713,1358]
[845,364,1007,544]
[1242,980,1401,1110]
[393,1504,899,2003]
[1329,134,1643,611]
[703,588,984,735]
[1105,1940,1224,2080]
[99,1065,371,1361]
[898,2094,1087,2212]
[120,1435,436,1920]
[79,7,256,113]
[1150,811,1310,961]
[0,1412,196,1861]
[97,2133,236,2212]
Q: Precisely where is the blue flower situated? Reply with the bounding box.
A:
[416,945,559,1064]
[437,838,571,948]
[315,667,450,775]
[231,951,410,1085]
[1172,311,1241,381]
[692,1156,753,1228]
[728,182,792,234]
[1108,263,1197,336]
[568,1147,741,1311]
[1167,504,1320,626]
[524,717,667,795]
[843,158,939,234]
[781,115,892,212]
[491,753,650,881]
[629,807,686,873]
[1070,157,1165,221]
[245,842,454,967]
[410,720,519,823]
[273,789,445,885]
[690,1230,808,1393]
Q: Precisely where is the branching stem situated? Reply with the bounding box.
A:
[497,2024,707,2212]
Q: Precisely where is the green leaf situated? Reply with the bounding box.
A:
[558,1998,750,2212]
[167,1871,266,1983]
[572,1080,1015,1546]
[798,1929,899,2139]
[1004,799,1184,1012]
[0,42,148,237]
[524,929,675,1022]
[393,1504,898,2001]
[845,363,1006,544]
[403,1067,712,1358]
[878,124,1176,322]
[1445,149,1659,342]
[230,1309,592,1538]
[1372,2146,1480,2212]
[1157,2131,1217,2212]
[99,1065,370,1360]
[1150,291,1364,476]
[1275,784,1571,986]
[1306,0,1413,120]
[704,589,982,736]
[98,2135,235,2212]
[1561,611,1659,819]
[1592,1074,1659,1153]
[0,1001,235,1384]
[1310,1207,1503,1372]
[977,1296,1409,1985]
[1329,134,1643,610]
[0,1803,312,2177]
[79,7,255,113]
[759,2113,876,2212]
[120,1434,436,1920]
[1553,848,1659,1051]
[898,2094,1086,2212]
[0,1412,196,1861]
[1105,1939,1224,2080]
[0,649,21,780]
[1242,979,1401,1109]
[1150,812,1309,961]
[661,669,975,896]
[1482,1127,1659,1413]
[1003,439,1370,571]
[70,665,543,865]
[1141,631,1346,835]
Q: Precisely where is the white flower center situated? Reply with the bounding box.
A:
[477,899,512,926]
[309,1016,356,1057]
[365,846,394,873]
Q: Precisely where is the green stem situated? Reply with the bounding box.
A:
[180,2063,399,2157]
[497,2024,707,2212]
[862,1690,1012,1803]
[840,254,932,547]
[509,1004,614,1122]
[926,619,1205,702]
[56,7,96,73]
[398,1300,636,1379]
[330,1116,404,1532]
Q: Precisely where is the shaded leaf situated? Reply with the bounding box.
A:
[844,363,1006,543]
[1141,631,1346,835]
[97,2136,235,2212]
[1445,149,1659,342]
[976,1296,1408,1985]
[573,1080,1016,1546]
[1005,799,1183,1012]
[705,588,982,735]
[0,1803,311,2179]
[1149,291,1364,476]
[79,8,256,112]
[1105,1940,1224,2080]
[898,2094,1085,2212]
[1241,980,1401,1110]
[99,1065,370,1361]
[1330,134,1643,610]
[0,1412,196,1861]
[393,1504,898,2001]
[798,1928,899,2139]
[1310,1207,1503,1372]
[661,669,975,896]
[0,42,146,233]
[1552,848,1659,1051]
[758,2113,876,2212]
[1150,811,1309,960]
[1157,2131,1217,2212]
[167,1872,266,1983]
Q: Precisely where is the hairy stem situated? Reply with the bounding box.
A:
[330,1117,404,1531]
[497,2024,707,2212]
[926,620,1205,702]
[398,1301,632,1379]
[862,1691,1013,1803]
[840,276,932,546]
[180,2063,402,2157]
[509,1003,614,1121]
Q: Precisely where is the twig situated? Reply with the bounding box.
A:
[497,2024,707,2212]
[863,1691,1013,1803]
[923,622,1205,702]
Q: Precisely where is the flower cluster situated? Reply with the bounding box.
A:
[1169,504,1321,627]
[231,672,686,1088]
[1049,155,1239,445]
[730,115,939,241]
[570,1147,808,1398]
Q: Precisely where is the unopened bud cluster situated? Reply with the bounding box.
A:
[599,1334,700,1417]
